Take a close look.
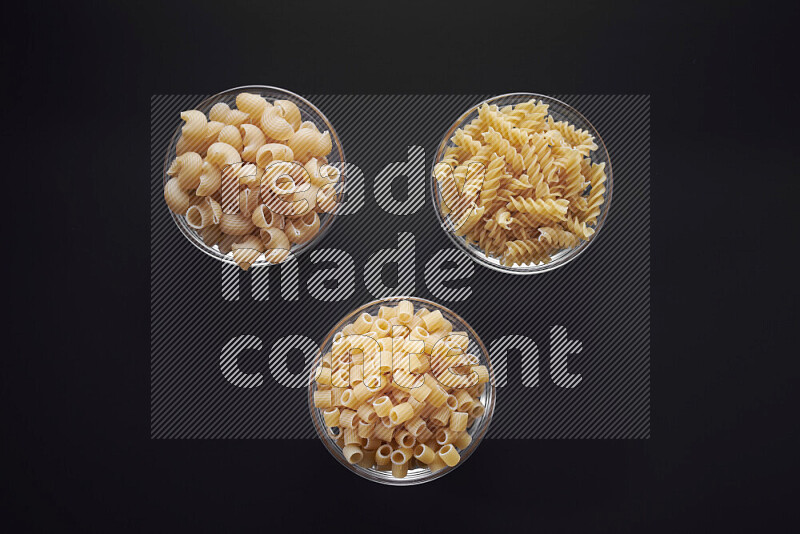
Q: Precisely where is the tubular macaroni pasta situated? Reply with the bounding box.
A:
[310,301,491,477]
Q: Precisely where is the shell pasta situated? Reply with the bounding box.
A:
[435,98,607,266]
[164,90,342,270]
[310,300,491,479]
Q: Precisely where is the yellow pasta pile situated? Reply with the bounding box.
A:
[312,301,489,478]
[164,92,341,269]
[435,99,607,266]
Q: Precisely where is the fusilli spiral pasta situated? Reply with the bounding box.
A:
[436,97,608,266]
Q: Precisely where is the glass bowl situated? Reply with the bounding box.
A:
[308,297,496,485]
[430,93,613,274]
[162,85,346,267]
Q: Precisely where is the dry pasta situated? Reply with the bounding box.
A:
[310,301,490,478]
[435,98,606,266]
[164,91,341,270]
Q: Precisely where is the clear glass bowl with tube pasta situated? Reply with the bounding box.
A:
[308,296,496,486]
[430,93,613,274]
[161,85,345,267]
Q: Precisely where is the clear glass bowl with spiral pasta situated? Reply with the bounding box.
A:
[308,297,496,485]
[430,93,613,274]
[162,85,345,268]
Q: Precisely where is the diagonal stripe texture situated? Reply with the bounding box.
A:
[151,95,650,439]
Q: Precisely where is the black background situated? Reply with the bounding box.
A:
[5,0,795,532]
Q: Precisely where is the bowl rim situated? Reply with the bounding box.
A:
[161,84,346,268]
[307,296,497,485]
[429,92,614,275]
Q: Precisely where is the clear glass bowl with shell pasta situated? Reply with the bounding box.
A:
[308,297,496,485]
[431,93,613,274]
[162,85,345,269]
